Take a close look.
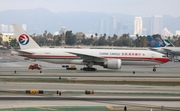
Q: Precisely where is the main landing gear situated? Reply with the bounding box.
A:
[153,67,156,72]
[81,62,96,71]
[81,67,96,71]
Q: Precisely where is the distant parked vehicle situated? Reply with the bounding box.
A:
[28,64,42,70]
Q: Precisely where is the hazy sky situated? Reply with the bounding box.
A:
[0,0,179,17]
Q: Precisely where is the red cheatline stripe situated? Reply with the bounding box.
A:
[19,54,169,63]
[102,56,169,63]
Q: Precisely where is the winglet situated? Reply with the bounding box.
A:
[12,24,40,50]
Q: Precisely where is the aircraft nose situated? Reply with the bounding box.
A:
[156,57,169,63]
[163,57,169,63]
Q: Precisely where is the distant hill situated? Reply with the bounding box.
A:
[0,8,179,35]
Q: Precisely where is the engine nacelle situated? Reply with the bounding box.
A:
[103,59,122,69]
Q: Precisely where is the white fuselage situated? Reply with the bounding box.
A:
[12,24,169,70]
[15,48,169,66]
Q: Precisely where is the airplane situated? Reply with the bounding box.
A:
[162,37,174,47]
[147,35,180,55]
[152,36,174,47]
[147,35,180,62]
[12,24,169,72]
[147,35,167,54]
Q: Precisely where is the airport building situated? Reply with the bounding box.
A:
[0,33,15,43]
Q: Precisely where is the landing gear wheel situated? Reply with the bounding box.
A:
[153,68,156,72]
[82,67,96,71]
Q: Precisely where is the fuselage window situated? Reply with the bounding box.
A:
[45,52,50,54]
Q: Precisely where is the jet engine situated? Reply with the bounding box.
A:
[103,59,122,69]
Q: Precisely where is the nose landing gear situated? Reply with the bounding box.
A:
[153,67,156,72]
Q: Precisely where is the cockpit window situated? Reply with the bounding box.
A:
[162,55,167,57]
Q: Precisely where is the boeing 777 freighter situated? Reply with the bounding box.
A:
[12,24,169,72]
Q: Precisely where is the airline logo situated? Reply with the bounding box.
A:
[19,34,29,45]
[151,40,155,46]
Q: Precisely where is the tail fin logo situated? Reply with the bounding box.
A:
[151,40,155,46]
[18,34,29,45]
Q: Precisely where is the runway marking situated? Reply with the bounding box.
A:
[106,106,114,110]
[60,90,67,92]
[124,84,130,86]
[35,106,57,110]
[72,71,76,73]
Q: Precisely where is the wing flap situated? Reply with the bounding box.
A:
[162,48,172,52]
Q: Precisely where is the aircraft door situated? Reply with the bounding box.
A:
[151,54,155,60]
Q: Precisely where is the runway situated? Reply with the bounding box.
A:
[0,52,180,110]
[1,95,180,101]
[0,95,180,110]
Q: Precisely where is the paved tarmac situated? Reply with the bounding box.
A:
[1,82,180,93]
[0,51,180,110]
[1,61,180,82]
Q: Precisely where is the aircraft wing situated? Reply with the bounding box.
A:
[67,51,104,62]
[162,48,172,52]
[163,48,180,55]
[149,48,159,51]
